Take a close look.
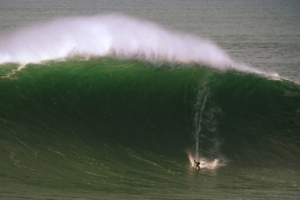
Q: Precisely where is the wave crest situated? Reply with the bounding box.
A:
[0,14,267,74]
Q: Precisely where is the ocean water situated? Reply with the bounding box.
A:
[0,0,300,199]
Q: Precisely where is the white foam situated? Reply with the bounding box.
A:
[188,154,225,170]
[0,14,272,75]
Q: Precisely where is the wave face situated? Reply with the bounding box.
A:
[1,58,300,198]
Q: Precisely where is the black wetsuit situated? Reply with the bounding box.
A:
[194,160,200,168]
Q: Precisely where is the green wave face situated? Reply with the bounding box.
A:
[0,58,300,197]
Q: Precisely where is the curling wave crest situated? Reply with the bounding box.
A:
[0,14,271,74]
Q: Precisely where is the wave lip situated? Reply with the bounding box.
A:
[0,14,270,75]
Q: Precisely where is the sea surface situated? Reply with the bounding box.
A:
[0,0,300,199]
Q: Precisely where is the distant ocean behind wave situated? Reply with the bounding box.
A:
[0,2,300,199]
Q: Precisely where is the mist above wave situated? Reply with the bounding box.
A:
[0,14,268,74]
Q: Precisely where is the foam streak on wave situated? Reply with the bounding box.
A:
[0,14,267,74]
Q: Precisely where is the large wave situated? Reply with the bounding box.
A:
[1,59,299,168]
[0,14,272,75]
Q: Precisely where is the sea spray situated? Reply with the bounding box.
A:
[193,83,209,160]
[0,14,268,76]
[189,81,226,169]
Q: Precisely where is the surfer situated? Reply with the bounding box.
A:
[194,159,201,170]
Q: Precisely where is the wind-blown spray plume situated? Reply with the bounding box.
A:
[0,14,266,74]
